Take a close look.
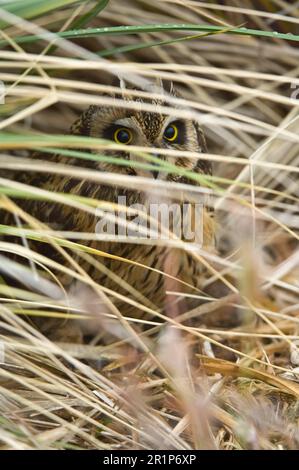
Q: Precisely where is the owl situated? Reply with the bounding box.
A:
[1,86,215,342]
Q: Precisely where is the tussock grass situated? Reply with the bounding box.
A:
[0,0,299,450]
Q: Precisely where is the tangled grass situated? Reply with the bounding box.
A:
[0,0,299,450]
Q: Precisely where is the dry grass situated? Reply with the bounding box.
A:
[0,0,299,450]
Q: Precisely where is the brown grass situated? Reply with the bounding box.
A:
[0,0,299,450]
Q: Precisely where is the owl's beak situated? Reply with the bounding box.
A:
[150,152,165,180]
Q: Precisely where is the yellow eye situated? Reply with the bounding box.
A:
[114,128,132,145]
[164,124,178,142]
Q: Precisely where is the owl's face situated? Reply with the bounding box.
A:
[76,93,210,181]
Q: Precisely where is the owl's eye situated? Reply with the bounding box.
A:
[164,124,178,142]
[114,128,132,145]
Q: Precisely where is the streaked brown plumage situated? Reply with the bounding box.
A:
[1,87,215,341]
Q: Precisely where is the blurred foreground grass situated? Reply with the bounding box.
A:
[0,0,299,450]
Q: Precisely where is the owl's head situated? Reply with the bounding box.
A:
[72,88,211,182]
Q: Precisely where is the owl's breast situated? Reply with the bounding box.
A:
[91,240,208,316]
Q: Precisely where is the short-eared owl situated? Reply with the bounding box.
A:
[1,86,215,341]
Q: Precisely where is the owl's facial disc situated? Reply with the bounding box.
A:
[106,116,190,180]
[93,108,207,179]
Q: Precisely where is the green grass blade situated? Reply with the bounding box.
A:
[99,27,235,57]
[46,0,110,57]
[69,0,109,30]
[2,23,299,47]
[0,0,79,28]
